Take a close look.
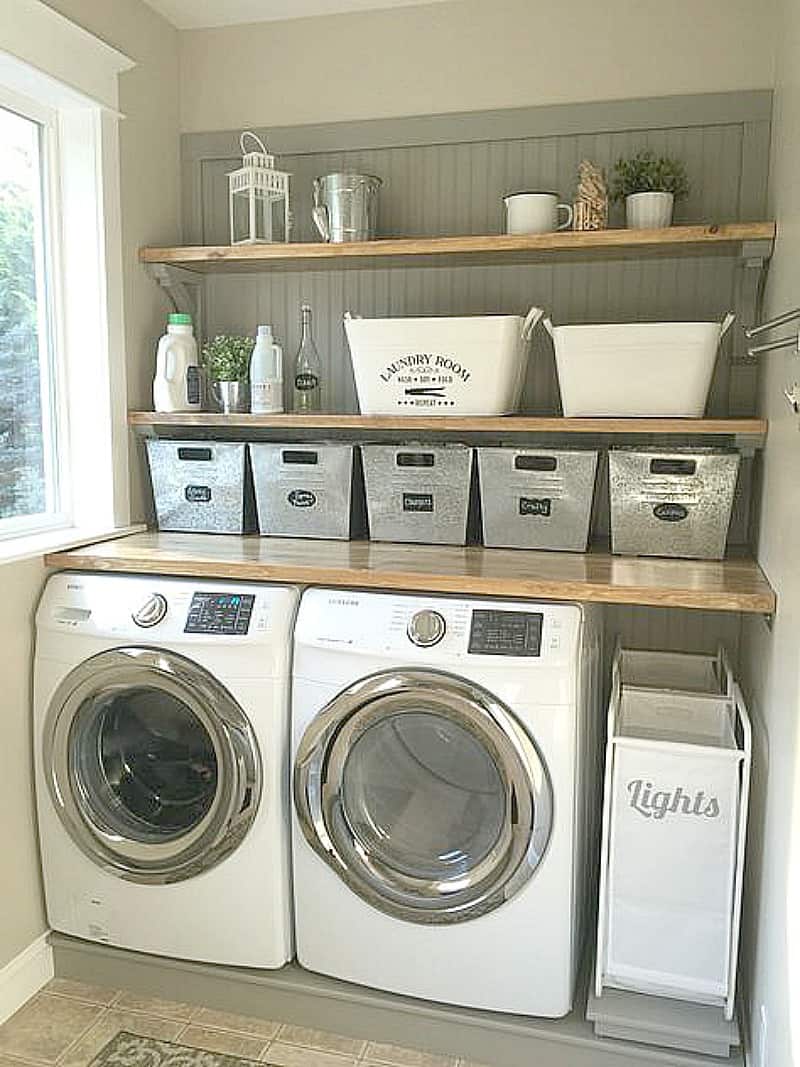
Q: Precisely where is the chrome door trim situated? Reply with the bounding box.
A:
[44,647,262,884]
[294,669,552,924]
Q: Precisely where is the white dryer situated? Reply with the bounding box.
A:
[34,572,298,968]
[292,589,602,1017]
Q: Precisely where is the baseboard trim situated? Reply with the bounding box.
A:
[0,933,54,1025]
[52,934,742,1067]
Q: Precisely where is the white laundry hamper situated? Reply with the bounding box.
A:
[596,654,751,1021]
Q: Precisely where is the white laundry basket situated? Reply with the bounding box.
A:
[542,313,735,417]
[345,308,542,415]
[615,645,733,697]
[596,653,750,1020]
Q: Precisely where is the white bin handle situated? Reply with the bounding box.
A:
[720,312,736,338]
[522,306,545,342]
[542,315,554,339]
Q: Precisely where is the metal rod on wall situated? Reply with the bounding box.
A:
[745,306,800,338]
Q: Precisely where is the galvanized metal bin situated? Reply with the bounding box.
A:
[361,443,472,545]
[249,443,356,540]
[477,447,598,551]
[609,449,741,559]
[146,439,252,534]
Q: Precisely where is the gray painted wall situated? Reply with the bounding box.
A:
[182,91,771,421]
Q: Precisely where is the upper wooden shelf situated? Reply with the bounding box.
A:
[128,411,768,445]
[43,532,776,615]
[139,222,776,273]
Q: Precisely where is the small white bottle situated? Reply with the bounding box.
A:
[153,313,201,413]
[250,324,284,414]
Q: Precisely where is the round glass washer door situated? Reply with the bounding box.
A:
[44,647,261,884]
[294,669,552,924]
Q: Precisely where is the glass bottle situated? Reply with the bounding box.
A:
[292,304,322,412]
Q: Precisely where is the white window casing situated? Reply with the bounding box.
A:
[0,1,136,559]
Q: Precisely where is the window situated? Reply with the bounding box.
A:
[0,100,63,537]
[0,5,136,555]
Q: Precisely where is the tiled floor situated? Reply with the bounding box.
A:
[0,981,484,1067]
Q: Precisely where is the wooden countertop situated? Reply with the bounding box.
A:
[44,532,777,615]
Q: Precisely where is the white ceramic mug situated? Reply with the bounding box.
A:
[504,192,573,235]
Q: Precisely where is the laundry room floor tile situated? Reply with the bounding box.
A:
[364,1043,458,1067]
[0,995,103,1064]
[276,1024,367,1057]
[111,994,196,1023]
[44,981,120,1008]
[189,1009,280,1041]
[177,1026,268,1060]
[57,1011,184,1067]
[260,1042,358,1067]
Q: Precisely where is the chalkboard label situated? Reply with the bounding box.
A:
[520,497,552,517]
[403,492,434,513]
[654,502,689,522]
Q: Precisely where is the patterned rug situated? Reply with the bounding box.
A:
[91,1032,263,1067]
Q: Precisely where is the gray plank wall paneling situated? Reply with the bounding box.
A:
[183,92,771,421]
[180,92,772,656]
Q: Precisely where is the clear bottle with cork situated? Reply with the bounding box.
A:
[292,304,322,413]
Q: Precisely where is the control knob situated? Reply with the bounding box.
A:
[132,593,168,628]
[407,609,446,647]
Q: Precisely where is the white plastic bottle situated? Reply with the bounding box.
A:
[250,324,284,414]
[153,313,201,413]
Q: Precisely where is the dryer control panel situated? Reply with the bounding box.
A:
[468,609,543,656]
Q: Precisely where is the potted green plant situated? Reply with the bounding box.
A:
[202,333,253,412]
[610,151,690,229]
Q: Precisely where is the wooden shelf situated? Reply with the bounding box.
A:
[44,532,777,615]
[139,222,775,272]
[128,411,768,445]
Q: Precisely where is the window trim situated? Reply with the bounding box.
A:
[0,13,135,553]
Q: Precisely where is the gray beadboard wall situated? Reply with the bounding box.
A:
[177,90,773,663]
[182,90,771,420]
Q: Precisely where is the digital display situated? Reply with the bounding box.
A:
[185,593,255,635]
[468,610,543,656]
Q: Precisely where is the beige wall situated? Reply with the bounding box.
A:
[179,0,777,132]
[0,559,48,966]
[0,0,181,970]
[741,0,800,1062]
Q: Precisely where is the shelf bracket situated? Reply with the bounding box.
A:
[727,238,773,418]
[146,263,206,342]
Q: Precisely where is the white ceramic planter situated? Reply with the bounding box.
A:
[625,191,674,229]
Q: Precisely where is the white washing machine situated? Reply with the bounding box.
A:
[292,588,602,1017]
[34,572,298,968]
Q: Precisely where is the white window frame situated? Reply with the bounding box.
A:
[0,86,69,540]
[0,2,136,559]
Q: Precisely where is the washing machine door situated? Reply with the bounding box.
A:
[44,647,261,884]
[294,669,552,924]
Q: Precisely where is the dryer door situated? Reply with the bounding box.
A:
[294,669,552,924]
[44,647,261,884]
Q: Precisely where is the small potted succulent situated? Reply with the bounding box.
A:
[610,151,690,229]
[202,334,253,412]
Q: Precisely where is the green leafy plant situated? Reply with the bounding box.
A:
[202,334,253,381]
[610,151,690,202]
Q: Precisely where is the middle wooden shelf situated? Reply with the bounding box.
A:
[128,412,768,447]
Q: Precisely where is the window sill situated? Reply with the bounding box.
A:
[0,523,147,567]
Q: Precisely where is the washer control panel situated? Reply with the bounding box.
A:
[184,592,255,635]
[407,609,446,647]
[468,609,543,656]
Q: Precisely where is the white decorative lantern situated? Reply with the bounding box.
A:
[227,131,291,245]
